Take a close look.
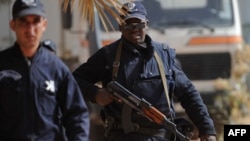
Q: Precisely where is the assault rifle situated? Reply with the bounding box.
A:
[106,81,190,141]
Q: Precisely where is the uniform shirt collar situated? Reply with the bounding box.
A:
[121,35,154,60]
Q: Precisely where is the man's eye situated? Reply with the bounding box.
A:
[124,24,134,29]
[138,23,146,28]
[17,21,27,26]
[123,23,145,30]
[33,18,42,24]
[15,17,43,26]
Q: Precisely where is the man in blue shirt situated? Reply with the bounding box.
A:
[0,0,90,140]
[73,1,216,141]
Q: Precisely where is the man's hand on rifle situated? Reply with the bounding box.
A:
[95,88,122,106]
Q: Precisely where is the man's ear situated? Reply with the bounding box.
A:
[42,18,48,32]
[145,20,149,30]
[119,20,125,31]
[10,20,15,31]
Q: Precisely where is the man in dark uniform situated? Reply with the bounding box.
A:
[0,0,90,140]
[73,1,216,141]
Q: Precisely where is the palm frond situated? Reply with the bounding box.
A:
[62,0,129,31]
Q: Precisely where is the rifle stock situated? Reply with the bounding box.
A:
[106,81,190,141]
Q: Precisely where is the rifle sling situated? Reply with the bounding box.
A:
[112,41,135,133]
[112,41,122,80]
[154,51,171,110]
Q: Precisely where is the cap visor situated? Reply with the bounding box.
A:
[14,8,45,19]
[124,14,146,21]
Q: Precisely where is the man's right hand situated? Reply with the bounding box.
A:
[95,88,120,106]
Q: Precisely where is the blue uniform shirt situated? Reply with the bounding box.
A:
[0,42,90,141]
[73,35,216,136]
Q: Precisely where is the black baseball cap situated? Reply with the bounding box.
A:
[120,1,147,21]
[12,0,45,19]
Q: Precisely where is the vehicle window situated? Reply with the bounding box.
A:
[156,0,206,9]
[141,0,233,28]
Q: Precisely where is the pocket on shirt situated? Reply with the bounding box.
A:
[133,72,174,106]
[133,78,163,105]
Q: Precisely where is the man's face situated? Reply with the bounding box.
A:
[120,18,148,45]
[10,15,47,49]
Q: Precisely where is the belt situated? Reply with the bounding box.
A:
[137,127,172,138]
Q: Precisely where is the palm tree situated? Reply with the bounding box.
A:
[0,0,126,30]
[62,0,127,31]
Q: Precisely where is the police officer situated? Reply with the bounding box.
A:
[0,0,90,140]
[73,1,216,141]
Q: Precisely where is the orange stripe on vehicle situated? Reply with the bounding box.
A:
[102,40,115,46]
[188,36,243,45]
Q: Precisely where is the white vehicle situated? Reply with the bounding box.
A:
[239,0,250,44]
[89,0,250,106]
